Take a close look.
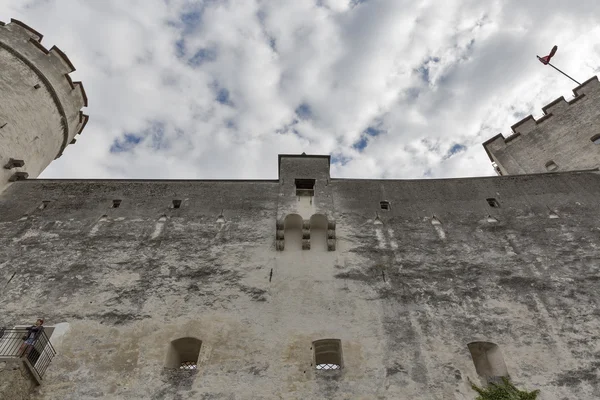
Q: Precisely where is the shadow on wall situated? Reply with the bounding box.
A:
[310,214,328,251]
[284,214,303,250]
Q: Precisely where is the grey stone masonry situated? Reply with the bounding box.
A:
[0,360,35,400]
[483,75,600,175]
[1,155,600,399]
[0,19,88,194]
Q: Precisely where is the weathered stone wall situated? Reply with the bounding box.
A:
[1,156,600,399]
[0,359,35,400]
[483,75,600,175]
[0,19,88,194]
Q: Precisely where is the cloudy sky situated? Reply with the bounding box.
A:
[2,0,599,180]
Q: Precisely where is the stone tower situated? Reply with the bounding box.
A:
[0,19,88,193]
[483,76,600,175]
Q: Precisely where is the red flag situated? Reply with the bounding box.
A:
[539,45,558,65]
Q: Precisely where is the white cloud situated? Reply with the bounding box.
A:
[1,0,599,180]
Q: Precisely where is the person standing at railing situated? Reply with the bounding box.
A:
[19,318,44,357]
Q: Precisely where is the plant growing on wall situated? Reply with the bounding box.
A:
[471,378,539,400]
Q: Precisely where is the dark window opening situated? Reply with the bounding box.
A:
[172,200,182,209]
[295,179,315,196]
[34,84,41,89]
[165,337,202,371]
[39,200,51,210]
[380,201,390,210]
[468,342,508,384]
[112,199,122,208]
[486,198,500,208]
[545,161,558,171]
[314,339,342,371]
[591,134,600,144]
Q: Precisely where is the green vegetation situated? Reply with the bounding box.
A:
[471,378,539,400]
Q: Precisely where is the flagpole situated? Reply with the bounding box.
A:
[537,56,581,85]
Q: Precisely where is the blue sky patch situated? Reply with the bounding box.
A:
[275,118,299,135]
[180,10,203,33]
[364,126,383,137]
[352,136,369,152]
[110,133,143,153]
[175,39,186,58]
[189,48,217,67]
[110,122,169,153]
[216,88,232,105]
[332,154,352,166]
[295,103,312,120]
[443,143,467,160]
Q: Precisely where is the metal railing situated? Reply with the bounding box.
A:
[0,328,56,379]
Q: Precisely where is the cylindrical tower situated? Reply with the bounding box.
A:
[0,19,88,193]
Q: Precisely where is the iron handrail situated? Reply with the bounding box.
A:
[0,327,57,379]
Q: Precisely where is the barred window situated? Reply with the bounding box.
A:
[165,337,202,371]
[179,361,197,370]
[313,339,342,371]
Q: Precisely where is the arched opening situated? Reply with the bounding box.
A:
[467,341,508,383]
[165,337,202,370]
[310,214,328,251]
[284,214,303,250]
[313,339,342,370]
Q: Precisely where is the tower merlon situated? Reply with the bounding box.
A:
[5,18,43,42]
[573,75,600,97]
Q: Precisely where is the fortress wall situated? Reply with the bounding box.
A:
[0,170,600,399]
[483,76,600,174]
[0,360,35,400]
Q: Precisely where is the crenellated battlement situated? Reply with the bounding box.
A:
[483,75,600,175]
[0,19,88,156]
[485,76,598,146]
[508,76,598,137]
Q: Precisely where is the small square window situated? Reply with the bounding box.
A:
[380,201,390,211]
[112,199,122,208]
[545,161,558,171]
[486,198,500,208]
[166,338,202,371]
[591,134,600,144]
[38,200,51,210]
[295,179,315,196]
[313,339,342,371]
[172,200,182,209]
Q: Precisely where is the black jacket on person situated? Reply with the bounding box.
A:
[26,325,43,340]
